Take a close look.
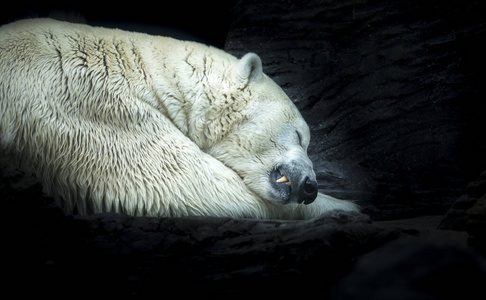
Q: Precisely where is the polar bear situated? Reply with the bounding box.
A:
[0,19,358,219]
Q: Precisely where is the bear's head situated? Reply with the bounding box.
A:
[205,53,319,205]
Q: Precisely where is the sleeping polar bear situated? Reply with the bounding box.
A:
[0,18,358,219]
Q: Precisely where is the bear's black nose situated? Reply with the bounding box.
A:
[297,176,318,205]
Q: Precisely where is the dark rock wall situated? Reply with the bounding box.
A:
[225,0,486,220]
[4,209,394,298]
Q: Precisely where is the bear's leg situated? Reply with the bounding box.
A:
[267,193,360,219]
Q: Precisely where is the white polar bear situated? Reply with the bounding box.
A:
[0,19,358,219]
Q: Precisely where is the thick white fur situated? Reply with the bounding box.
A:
[0,19,358,219]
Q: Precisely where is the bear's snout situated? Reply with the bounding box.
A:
[271,163,318,205]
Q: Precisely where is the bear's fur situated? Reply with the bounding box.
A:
[0,19,358,219]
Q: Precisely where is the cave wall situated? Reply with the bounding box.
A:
[225,0,486,220]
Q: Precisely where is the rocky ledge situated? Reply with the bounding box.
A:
[2,166,486,298]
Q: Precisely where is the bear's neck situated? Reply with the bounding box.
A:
[148,40,248,150]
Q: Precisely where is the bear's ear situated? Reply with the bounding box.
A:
[236,53,263,85]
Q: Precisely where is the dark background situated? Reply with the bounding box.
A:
[0,2,231,47]
[2,1,486,298]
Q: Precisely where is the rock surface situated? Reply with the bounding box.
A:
[331,236,486,300]
[2,203,392,297]
[439,169,486,231]
[468,192,486,254]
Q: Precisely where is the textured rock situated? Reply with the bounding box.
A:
[225,0,486,220]
[468,193,486,254]
[2,200,400,297]
[331,237,486,299]
[439,169,486,231]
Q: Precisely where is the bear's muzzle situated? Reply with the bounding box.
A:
[271,162,318,205]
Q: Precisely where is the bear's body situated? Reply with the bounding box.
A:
[0,19,358,219]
